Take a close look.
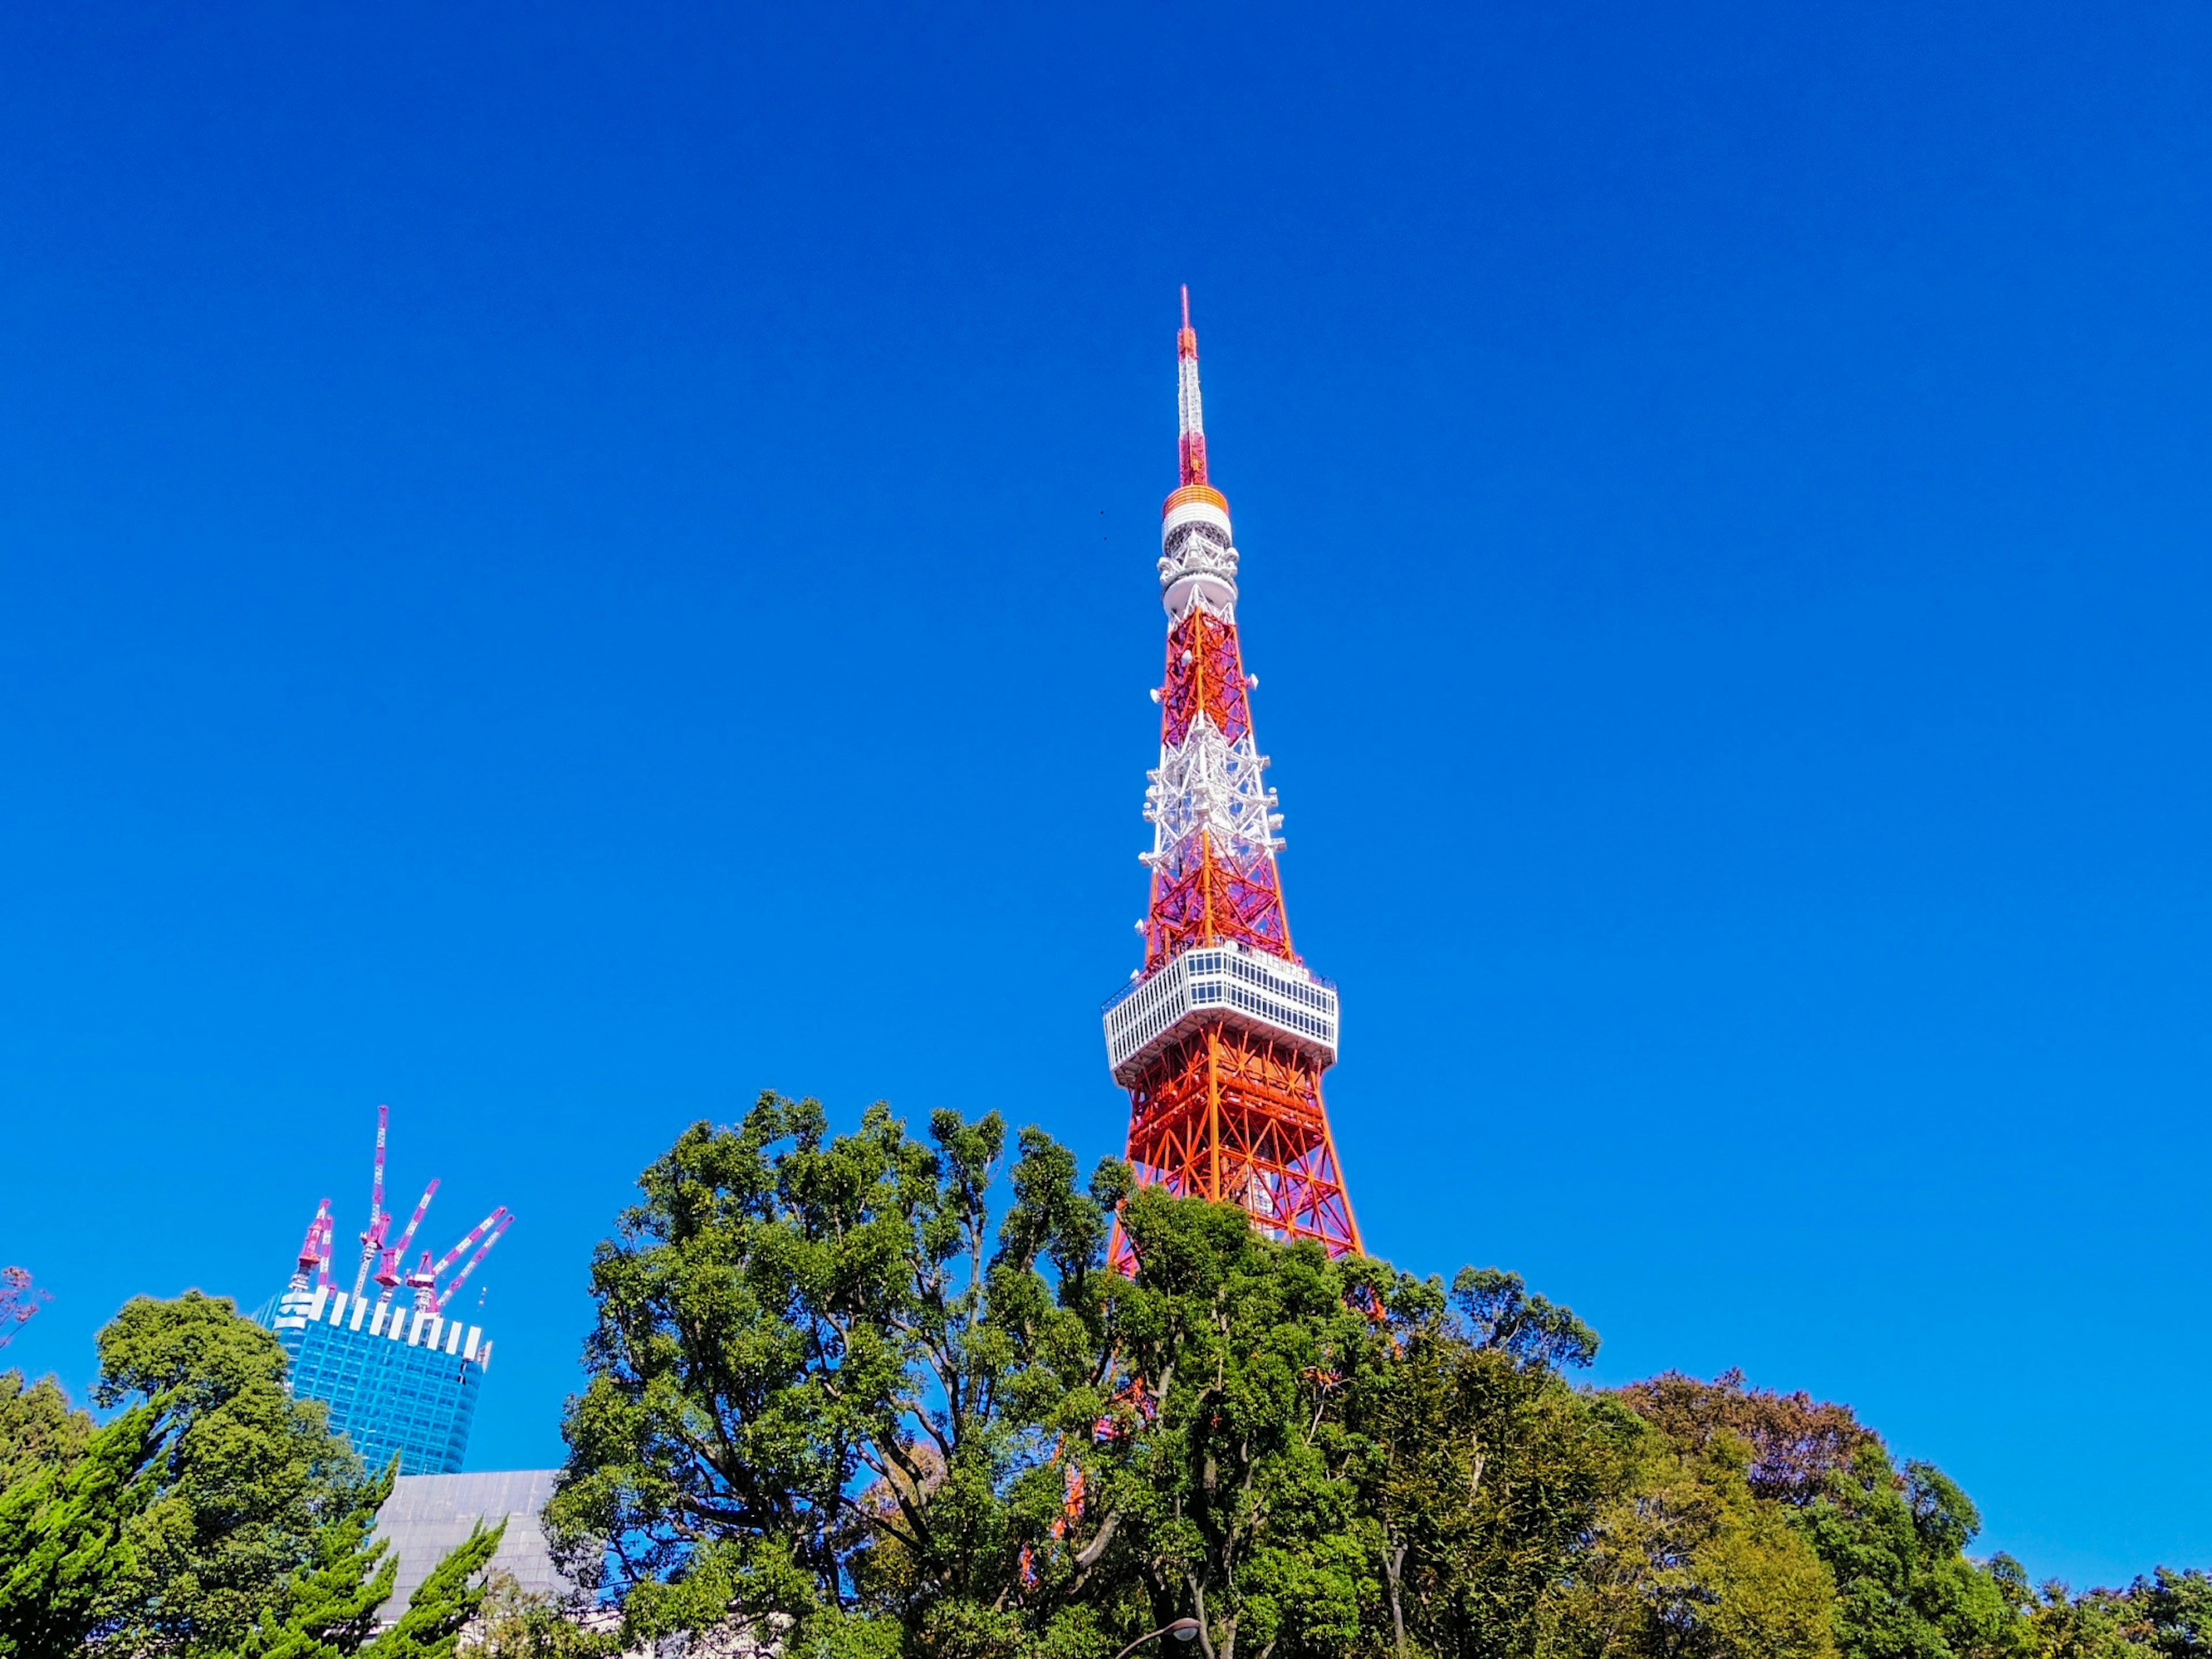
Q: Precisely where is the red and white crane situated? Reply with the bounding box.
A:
[296,1198,333,1282]
[374,1177,440,1303]
[350,1104,392,1299]
[283,1110,510,1321]
[435,1208,512,1315]
[405,1205,511,1312]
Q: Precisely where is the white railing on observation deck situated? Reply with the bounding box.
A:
[1103,943,1339,1085]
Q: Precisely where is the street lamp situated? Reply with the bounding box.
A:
[1109,1618,1202,1659]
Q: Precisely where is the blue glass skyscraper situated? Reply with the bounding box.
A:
[263,1107,510,1477]
[265,1281,492,1475]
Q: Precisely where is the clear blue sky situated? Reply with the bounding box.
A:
[4,0,2208,1590]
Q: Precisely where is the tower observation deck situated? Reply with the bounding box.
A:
[1103,290,1360,1259]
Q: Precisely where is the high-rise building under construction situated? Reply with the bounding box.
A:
[262,1107,513,1476]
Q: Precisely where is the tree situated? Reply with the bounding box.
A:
[1099,1190,1383,1659]
[2020,1580,2140,1659]
[551,1095,1622,1659]
[362,1520,506,1659]
[0,1370,92,1493]
[1448,1270,1599,1372]
[242,1457,402,1659]
[2133,1570,2212,1656]
[1616,1369,2047,1659]
[548,1096,1133,1658]
[2013,1569,2212,1658]
[1343,1274,1621,1659]
[0,1400,162,1659]
[93,1290,363,1656]
[1616,1371,1877,1508]
[472,1571,620,1659]
[1539,1416,1838,1659]
[1793,1447,2032,1659]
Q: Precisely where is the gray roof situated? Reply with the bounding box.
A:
[374,1468,577,1614]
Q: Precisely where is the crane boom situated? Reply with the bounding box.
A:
[407,1207,503,1308]
[425,1209,505,1283]
[352,1105,391,1299]
[287,1107,510,1329]
[374,1179,440,1301]
[435,1209,512,1313]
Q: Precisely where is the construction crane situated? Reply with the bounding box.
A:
[373,1177,440,1303]
[279,1109,510,1315]
[296,1199,333,1283]
[435,1209,512,1315]
[351,1104,392,1300]
[405,1207,510,1311]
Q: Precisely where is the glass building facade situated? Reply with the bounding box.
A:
[263,1283,490,1476]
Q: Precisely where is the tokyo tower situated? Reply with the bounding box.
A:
[1101,290,1361,1259]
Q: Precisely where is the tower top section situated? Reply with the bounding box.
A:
[1175,283,1211,493]
[1159,287,1239,620]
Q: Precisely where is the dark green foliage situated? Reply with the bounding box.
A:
[1101,1190,1381,1659]
[243,1457,402,1659]
[551,1097,1158,1655]
[1344,1273,1620,1659]
[2135,1571,2212,1656]
[1794,1448,2032,1659]
[0,1296,507,1659]
[362,1520,506,1659]
[9,1099,2203,1659]
[560,1099,2212,1659]
[551,1095,1622,1659]
[0,1372,93,1493]
[1448,1270,1600,1372]
[93,1290,363,1655]
[0,1400,162,1659]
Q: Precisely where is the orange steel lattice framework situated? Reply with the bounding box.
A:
[1104,290,1359,1263]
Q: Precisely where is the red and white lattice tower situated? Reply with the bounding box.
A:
[1102,290,1360,1261]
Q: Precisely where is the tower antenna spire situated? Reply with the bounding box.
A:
[1176,286,1208,488]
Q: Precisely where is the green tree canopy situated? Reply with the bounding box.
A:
[548,1094,1620,1659]
[362,1521,506,1659]
[0,1293,509,1659]
[0,1399,163,1659]
[1615,1370,1878,1508]
[92,1290,363,1656]
[241,1456,402,1659]
[1343,1273,1619,1659]
[0,1372,93,1494]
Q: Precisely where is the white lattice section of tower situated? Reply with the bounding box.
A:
[1141,714,1284,873]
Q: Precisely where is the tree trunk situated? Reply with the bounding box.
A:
[1381,1530,1409,1659]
